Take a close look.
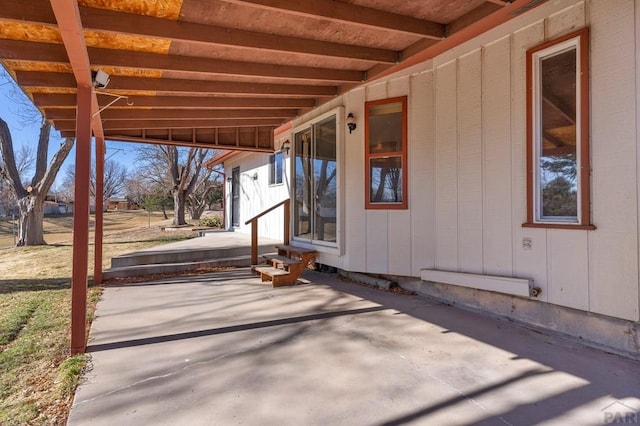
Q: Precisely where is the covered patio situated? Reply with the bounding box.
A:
[0,0,554,354]
[67,268,640,425]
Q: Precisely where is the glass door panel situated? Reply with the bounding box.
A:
[293,128,312,239]
[293,114,338,245]
[313,116,337,242]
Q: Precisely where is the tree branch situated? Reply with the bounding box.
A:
[184,148,207,195]
[32,120,50,186]
[0,117,26,198]
[36,138,74,197]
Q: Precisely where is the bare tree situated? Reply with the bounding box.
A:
[187,168,221,220]
[0,173,15,217]
[15,144,35,180]
[136,145,214,225]
[0,143,34,215]
[62,159,128,211]
[0,67,41,126]
[0,118,73,246]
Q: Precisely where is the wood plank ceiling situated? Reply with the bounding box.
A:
[0,0,546,152]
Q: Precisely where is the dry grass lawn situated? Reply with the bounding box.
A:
[0,210,198,425]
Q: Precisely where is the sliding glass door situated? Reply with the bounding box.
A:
[293,114,337,245]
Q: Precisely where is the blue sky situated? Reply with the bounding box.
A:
[0,69,136,188]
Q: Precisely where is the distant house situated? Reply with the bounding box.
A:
[43,200,60,215]
[106,197,137,211]
[57,201,72,214]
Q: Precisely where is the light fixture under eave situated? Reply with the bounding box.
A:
[279,139,291,155]
[346,113,357,134]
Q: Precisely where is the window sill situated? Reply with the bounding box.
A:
[365,203,408,210]
[268,182,284,188]
[522,222,596,231]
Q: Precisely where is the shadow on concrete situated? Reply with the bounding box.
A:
[87,305,387,352]
[69,268,640,425]
[378,368,555,426]
[323,272,640,426]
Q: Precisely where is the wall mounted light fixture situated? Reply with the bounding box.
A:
[346,113,357,134]
[280,139,291,155]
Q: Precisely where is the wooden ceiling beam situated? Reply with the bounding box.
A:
[224,0,445,39]
[79,6,397,63]
[33,93,316,109]
[448,2,504,35]
[542,95,576,125]
[54,118,286,131]
[359,3,503,83]
[45,108,299,121]
[0,1,397,63]
[0,1,56,25]
[86,46,364,83]
[58,132,277,153]
[107,135,275,152]
[0,40,363,83]
[363,0,549,84]
[16,71,338,97]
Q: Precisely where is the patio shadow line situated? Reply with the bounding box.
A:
[87,305,387,352]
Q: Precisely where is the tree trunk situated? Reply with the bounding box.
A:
[172,190,187,225]
[161,202,168,220]
[189,201,206,220]
[16,194,45,246]
[1,119,73,246]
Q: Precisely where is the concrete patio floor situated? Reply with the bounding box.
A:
[68,268,640,425]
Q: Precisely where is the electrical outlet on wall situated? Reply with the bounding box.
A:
[522,237,532,250]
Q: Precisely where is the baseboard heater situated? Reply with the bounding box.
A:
[420,269,540,298]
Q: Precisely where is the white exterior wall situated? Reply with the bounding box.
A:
[223,135,290,241]
[227,0,640,323]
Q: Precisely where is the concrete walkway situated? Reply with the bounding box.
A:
[68,269,640,425]
[135,230,281,253]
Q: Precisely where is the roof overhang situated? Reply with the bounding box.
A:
[0,0,549,153]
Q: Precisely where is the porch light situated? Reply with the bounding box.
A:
[346,112,357,133]
[280,140,291,155]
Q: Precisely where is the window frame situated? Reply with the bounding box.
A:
[291,106,344,254]
[365,96,408,210]
[524,28,595,230]
[268,151,284,186]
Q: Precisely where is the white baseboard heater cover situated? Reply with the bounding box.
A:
[420,269,533,298]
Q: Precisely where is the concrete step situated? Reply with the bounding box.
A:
[103,254,267,280]
[111,243,277,268]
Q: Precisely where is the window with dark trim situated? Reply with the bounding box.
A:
[269,151,283,185]
[524,28,594,230]
[365,96,408,209]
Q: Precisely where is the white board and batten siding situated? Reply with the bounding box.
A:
[230,0,640,322]
[346,0,638,322]
[224,147,290,241]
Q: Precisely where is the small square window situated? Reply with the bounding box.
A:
[269,152,283,185]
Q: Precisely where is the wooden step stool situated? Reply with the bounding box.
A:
[253,245,316,287]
